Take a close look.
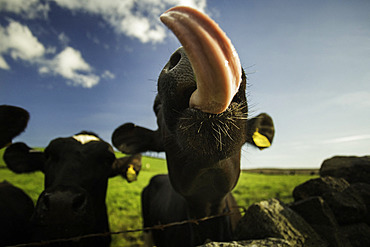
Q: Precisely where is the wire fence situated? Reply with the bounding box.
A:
[7,208,245,247]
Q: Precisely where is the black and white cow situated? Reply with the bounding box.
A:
[0,180,34,246]
[1,105,34,246]
[112,6,275,247]
[4,132,142,246]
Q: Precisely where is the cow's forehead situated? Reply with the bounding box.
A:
[72,134,100,145]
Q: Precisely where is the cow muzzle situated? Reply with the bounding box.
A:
[32,186,93,228]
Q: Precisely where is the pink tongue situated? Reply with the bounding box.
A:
[160,6,242,114]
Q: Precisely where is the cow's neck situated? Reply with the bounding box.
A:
[90,182,110,232]
[164,140,241,219]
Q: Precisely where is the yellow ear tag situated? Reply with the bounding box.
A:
[252,128,271,149]
[126,164,137,182]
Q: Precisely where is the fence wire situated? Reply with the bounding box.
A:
[7,207,246,247]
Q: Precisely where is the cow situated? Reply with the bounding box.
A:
[0,180,34,246]
[4,132,142,246]
[111,6,275,247]
[0,105,29,149]
[0,105,34,246]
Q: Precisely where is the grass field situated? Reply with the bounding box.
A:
[0,148,317,246]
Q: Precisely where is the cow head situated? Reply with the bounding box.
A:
[4,132,141,246]
[112,6,275,218]
[0,105,29,149]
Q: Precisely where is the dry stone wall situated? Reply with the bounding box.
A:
[200,156,370,247]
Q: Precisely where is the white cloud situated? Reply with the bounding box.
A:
[45,46,57,55]
[322,134,370,144]
[118,14,166,43]
[0,21,45,68]
[0,56,10,69]
[0,20,100,88]
[0,0,208,85]
[54,47,91,78]
[58,32,70,46]
[325,91,370,109]
[1,0,207,43]
[102,70,115,79]
[0,0,49,19]
[52,0,207,43]
[40,47,100,88]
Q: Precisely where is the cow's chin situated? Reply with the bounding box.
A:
[175,102,247,161]
[31,215,96,237]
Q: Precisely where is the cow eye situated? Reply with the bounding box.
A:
[95,143,116,163]
[44,146,59,163]
[44,152,56,163]
[99,151,115,165]
[44,147,51,159]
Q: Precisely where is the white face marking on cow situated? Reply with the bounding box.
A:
[73,134,100,145]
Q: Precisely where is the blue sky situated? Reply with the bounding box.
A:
[1,0,369,168]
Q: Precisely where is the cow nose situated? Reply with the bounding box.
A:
[168,49,182,71]
[34,188,89,223]
[162,47,192,76]
[159,47,197,125]
[41,191,87,212]
[72,193,87,212]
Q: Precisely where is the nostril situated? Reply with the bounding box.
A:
[168,51,181,70]
[40,193,50,211]
[72,193,86,212]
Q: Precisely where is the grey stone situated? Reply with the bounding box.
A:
[290,196,338,226]
[349,183,370,224]
[198,238,292,247]
[340,223,370,247]
[320,156,370,184]
[322,189,366,225]
[293,177,350,201]
[290,196,351,247]
[234,198,327,247]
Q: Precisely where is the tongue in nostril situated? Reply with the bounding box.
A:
[160,6,242,114]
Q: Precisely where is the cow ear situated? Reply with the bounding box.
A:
[110,154,142,182]
[246,113,275,150]
[3,142,45,173]
[0,105,30,149]
[112,123,164,154]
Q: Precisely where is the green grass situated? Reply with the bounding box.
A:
[233,172,316,210]
[0,147,317,246]
[106,155,167,246]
